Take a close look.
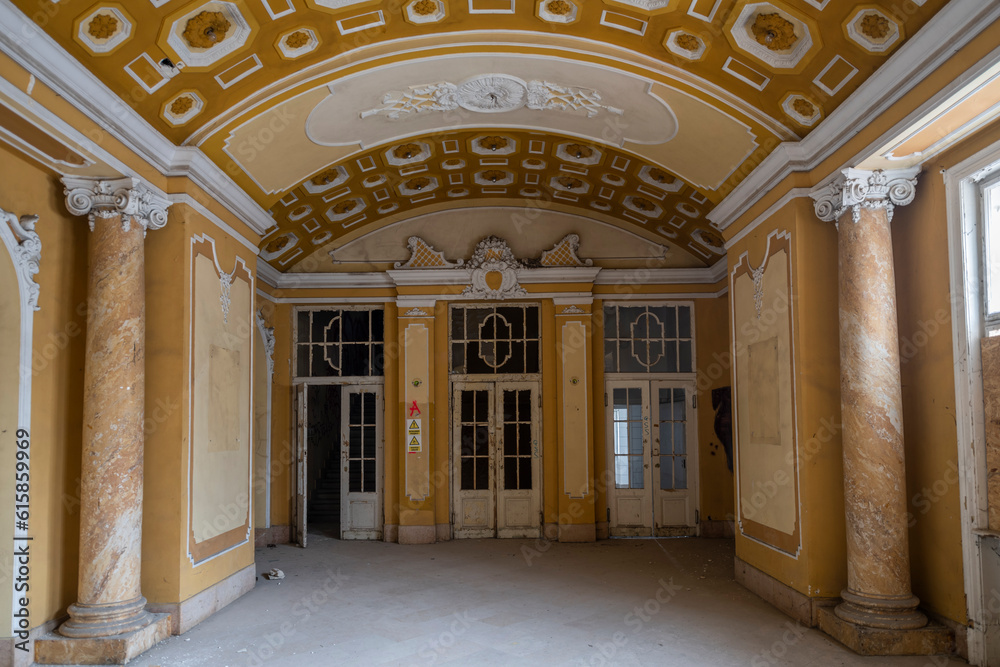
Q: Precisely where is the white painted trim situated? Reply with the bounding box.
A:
[594,261,726,285]
[0,0,275,236]
[709,0,1000,231]
[944,140,1000,666]
[729,229,802,560]
[186,233,255,567]
[0,207,37,638]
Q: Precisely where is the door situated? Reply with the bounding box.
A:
[341,387,383,539]
[606,380,697,536]
[452,381,541,538]
[294,384,307,547]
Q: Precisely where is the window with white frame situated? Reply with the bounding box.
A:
[295,307,385,377]
[984,178,1000,335]
[603,304,694,373]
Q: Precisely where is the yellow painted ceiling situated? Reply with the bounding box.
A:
[15,0,949,270]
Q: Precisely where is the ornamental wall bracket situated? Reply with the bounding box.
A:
[810,167,919,225]
[256,309,275,377]
[461,236,528,300]
[62,176,171,236]
[361,74,624,120]
[220,268,237,323]
[2,209,41,311]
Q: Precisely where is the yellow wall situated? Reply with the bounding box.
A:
[695,295,735,524]
[144,203,258,604]
[0,145,86,628]
[729,198,845,599]
[0,199,23,639]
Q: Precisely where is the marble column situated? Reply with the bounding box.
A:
[58,177,169,638]
[812,168,926,631]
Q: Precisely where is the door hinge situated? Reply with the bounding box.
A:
[606,507,611,521]
[695,509,700,524]
[692,394,697,409]
[604,392,608,407]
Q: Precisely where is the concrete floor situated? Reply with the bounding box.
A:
[136,533,966,667]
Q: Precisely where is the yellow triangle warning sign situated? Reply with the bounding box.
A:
[408,420,420,434]
[409,436,420,447]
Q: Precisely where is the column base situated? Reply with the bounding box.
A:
[59,596,155,638]
[34,612,170,665]
[818,606,952,656]
[836,588,927,629]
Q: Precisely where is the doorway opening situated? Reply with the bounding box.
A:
[292,307,385,546]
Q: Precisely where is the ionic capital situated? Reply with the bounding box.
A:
[811,167,919,224]
[62,176,171,235]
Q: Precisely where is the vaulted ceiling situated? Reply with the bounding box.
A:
[12,0,948,270]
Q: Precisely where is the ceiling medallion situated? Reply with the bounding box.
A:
[478,136,509,152]
[88,14,118,39]
[183,11,231,48]
[861,13,891,40]
[361,75,623,120]
[751,13,796,51]
[458,75,526,113]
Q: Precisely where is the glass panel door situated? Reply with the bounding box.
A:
[653,382,697,535]
[452,382,541,538]
[341,387,383,539]
[496,385,540,538]
[606,380,698,536]
[453,384,495,538]
[606,382,652,536]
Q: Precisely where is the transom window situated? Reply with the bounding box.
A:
[604,305,693,373]
[295,308,384,377]
[984,180,1000,335]
[450,305,540,375]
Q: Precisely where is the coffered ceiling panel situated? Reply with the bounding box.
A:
[12,0,949,271]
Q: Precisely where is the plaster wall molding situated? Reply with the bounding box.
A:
[3,210,41,311]
[810,167,919,224]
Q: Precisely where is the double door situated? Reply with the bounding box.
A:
[294,384,383,544]
[452,381,541,538]
[606,380,698,536]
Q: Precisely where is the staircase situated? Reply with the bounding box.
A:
[308,454,341,528]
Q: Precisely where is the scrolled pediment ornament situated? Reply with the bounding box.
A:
[62,176,171,235]
[461,236,528,300]
[811,167,919,224]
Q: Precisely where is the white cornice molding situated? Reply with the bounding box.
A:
[810,167,920,224]
[0,0,274,236]
[594,261,725,286]
[256,260,282,288]
[709,0,1000,231]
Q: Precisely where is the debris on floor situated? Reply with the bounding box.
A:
[262,568,285,580]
